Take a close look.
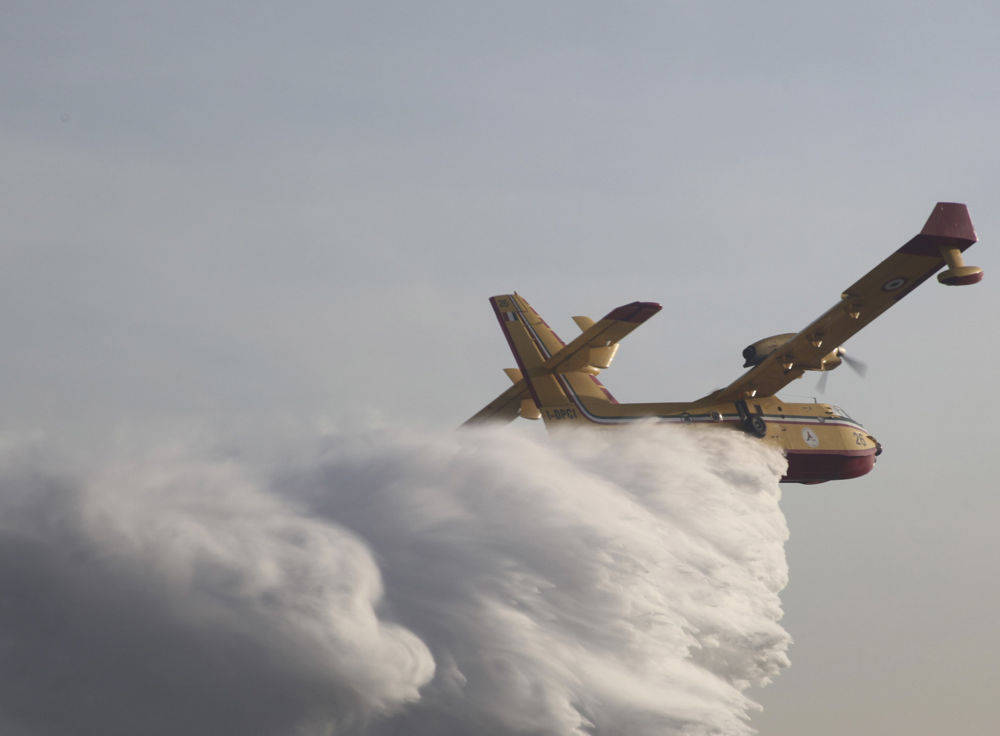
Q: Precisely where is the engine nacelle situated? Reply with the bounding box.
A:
[813,348,843,371]
[742,334,844,371]
[742,333,796,367]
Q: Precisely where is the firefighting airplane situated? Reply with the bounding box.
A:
[463,202,984,483]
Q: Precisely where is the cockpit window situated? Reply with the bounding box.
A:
[831,405,856,421]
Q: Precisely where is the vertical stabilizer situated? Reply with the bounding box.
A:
[490,295,569,409]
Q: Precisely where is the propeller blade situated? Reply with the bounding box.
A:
[816,370,830,394]
[841,352,868,378]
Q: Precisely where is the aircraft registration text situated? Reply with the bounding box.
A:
[545,408,578,421]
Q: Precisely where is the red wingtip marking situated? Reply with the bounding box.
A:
[604,301,662,323]
[921,202,977,243]
[898,203,978,256]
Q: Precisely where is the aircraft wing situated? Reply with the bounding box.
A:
[462,380,529,425]
[700,202,980,403]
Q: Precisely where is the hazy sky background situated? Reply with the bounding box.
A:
[2,2,998,733]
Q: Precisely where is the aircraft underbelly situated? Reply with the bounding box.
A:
[781,447,877,484]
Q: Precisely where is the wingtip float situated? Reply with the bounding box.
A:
[464,202,984,484]
[911,202,983,285]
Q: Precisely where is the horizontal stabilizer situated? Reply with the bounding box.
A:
[462,295,661,426]
[462,380,530,426]
[543,301,661,375]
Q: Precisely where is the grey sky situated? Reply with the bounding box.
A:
[2,2,999,733]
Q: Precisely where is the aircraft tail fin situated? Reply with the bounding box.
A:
[488,294,570,411]
[462,293,661,426]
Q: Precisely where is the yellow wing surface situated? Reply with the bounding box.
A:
[463,294,662,425]
[701,202,981,403]
[461,379,531,425]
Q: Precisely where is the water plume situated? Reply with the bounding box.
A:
[0,423,789,735]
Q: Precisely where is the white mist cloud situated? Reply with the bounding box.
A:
[0,423,789,735]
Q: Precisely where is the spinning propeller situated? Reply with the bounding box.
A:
[816,347,867,393]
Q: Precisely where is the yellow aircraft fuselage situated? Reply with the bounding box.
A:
[534,393,878,484]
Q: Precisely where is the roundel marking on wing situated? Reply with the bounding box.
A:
[882,276,907,291]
